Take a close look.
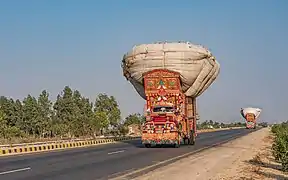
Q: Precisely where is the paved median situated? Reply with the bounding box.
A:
[0,136,137,157]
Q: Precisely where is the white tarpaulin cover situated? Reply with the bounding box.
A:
[122,42,220,99]
[240,107,262,119]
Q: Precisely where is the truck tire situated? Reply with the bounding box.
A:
[144,144,151,148]
[184,138,189,145]
[189,137,195,145]
[174,143,180,148]
[189,131,196,145]
[174,134,181,148]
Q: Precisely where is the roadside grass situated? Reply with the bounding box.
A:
[271,122,288,172]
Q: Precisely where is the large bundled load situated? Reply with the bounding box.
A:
[240,107,262,120]
[122,41,220,99]
[240,107,262,129]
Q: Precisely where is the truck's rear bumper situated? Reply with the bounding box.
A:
[141,132,178,144]
[246,126,255,129]
[142,139,178,145]
[246,124,255,128]
[246,121,256,129]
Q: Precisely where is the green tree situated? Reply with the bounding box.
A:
[0,108,7,138]
[94,111,109,135]
[220,123,225,128]
[37,90,53,137]
[51,94,66,137]
[118,124,129,136]
[94,93,121,127]
[213,121,220,128]
[14,99,24,131]
[71,90,83,136]
[124,113,144,127]
[53,86,76,137]
[0,96,17,127]
[79,97,95,136]
[89,114,101,137]
[208,120,214,125]
[0,87,124,141]
[72,90,94,137]
[53,86,96,137]
[0,106,23,139]
[22,95,39,136]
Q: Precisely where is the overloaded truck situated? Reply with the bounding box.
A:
[121,42,220,148]
[240,107,262,129]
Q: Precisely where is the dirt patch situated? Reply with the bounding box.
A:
[134,128,288,180]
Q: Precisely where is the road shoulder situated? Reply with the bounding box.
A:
[134,128,287,180]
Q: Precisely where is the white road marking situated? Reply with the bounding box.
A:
[108,150,125,155]
[111,134,244,180]
[0,167,31,175]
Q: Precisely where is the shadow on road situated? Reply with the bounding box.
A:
[117,128,260,149]
[117,137,202,149]
[118,138,143,148]
[117,138,180,148]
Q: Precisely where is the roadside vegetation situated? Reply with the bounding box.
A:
[0,86,127,144]
[0,86,247,145]
[271,121,288,172]
[196,120,246,129]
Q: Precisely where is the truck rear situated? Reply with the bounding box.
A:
[240,107,261,129]
[245,113,256,129]
[141,69,197,148]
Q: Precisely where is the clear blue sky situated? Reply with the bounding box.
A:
[1,0,287,123]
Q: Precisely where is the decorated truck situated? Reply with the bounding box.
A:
[141,69,197,147]
[240,107,262,129]
[122,41,220,148]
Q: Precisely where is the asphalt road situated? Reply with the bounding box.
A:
[0,128,258,180]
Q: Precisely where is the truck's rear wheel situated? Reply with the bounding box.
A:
[144,144,151,148]
[174,134,181,148]
[189,131,196,145]
[184,138,189,145]
[189,137,195,145]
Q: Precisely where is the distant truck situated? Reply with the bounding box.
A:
[140,69,197,148]
[121,42,220,148]
[240,107,262,129]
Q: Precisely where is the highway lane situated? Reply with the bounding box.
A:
[0,128,258,180]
